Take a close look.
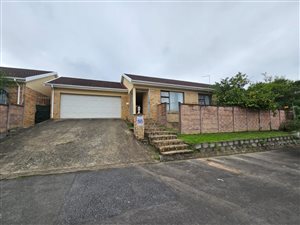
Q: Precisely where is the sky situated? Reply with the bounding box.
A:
[0,0,299,84]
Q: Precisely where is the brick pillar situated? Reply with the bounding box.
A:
[134,114,144,140]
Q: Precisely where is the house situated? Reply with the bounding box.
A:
[0,67,58,128]
[46,73,213,126]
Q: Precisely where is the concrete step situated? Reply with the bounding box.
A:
[152,139,184,147]
[149,134,177,141]
[145,130,176,136]
[159,144,189,152]
[145,122,157,125]
[145,128,164,132]
[160,149,193,155]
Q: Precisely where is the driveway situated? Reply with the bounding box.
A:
[1,149,299,225]
[0,119,154,179]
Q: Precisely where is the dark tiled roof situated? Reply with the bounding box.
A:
[48,77,127,89]
[0,67,53,78]
[124,73,211,88]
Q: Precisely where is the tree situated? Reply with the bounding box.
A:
[213,72,249,107]
[0,71,14,90]
[213,72,298,112]
[245,82,277,111]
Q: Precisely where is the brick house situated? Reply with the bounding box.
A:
[46,73,213,125]
[0,67,58,128]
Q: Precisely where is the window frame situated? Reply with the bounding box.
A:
[0,89,8,105]
[198,94,211,106]
[160,91,184,112]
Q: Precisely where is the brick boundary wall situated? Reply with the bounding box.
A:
[157,103,167,126]
[0,104,24,135]
[179,104,286,134]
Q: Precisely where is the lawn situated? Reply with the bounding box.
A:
[178,131,290,144]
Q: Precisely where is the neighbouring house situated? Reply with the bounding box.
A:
[0,67,58,130]
[46,73,213,127]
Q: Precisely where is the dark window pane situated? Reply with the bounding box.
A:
[161,91,169,97]
[199,94,210,106]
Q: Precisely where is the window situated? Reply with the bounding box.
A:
[160,91,183,112]
[198,94,211,106]
[0,89,8,105]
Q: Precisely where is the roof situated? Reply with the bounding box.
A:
[47,77,127,90]
[123,73,211,89]
[0,66,53,79]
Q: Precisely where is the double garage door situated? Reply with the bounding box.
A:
[60,94,121,119]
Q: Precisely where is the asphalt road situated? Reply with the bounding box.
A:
[1,148,300,225]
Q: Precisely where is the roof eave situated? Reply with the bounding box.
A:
[45,83,128,92]
[131,80,213,92]
[25,72,58,82]
[121,73,132,83]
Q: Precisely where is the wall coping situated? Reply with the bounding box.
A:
[0,103,24,107]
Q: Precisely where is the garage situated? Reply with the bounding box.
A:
[60,94,122,119]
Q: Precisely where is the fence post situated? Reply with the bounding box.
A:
[258,110,261,131]
[179,103,182,133]
[5,103,9,133]
[246,109,248,131]
[6,104,10,131]
[278,110,281,125]
[199,105,202,134]
[232,106,235,132]
[217,106,220,132]
[269,110,272,130]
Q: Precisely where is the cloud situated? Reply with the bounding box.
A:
[1,1,299,83]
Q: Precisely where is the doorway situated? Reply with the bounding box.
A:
[136,92,143,114]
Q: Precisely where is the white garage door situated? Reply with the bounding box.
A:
[60,94,121,119]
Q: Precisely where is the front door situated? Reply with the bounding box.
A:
[136,92,143,114]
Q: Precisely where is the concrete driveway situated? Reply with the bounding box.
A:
[1,149,299,225]
[0,119,154,179]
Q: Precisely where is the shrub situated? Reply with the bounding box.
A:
[279,120,300,132]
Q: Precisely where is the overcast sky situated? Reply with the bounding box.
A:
[1,1,299,84]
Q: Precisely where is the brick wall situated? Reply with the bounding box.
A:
[179,104,200,134]
[7,84,26,105]
[0,105,8,133]
[179,104,286,134]
[233,107,248,132]
[218,107,234,132]
[157,103,167,126]
[201,106,218,133]
[8,105,24,129]
[0,104,24,134]
[23,87,49,128]
[246,110,259,131]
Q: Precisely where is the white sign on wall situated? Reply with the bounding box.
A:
[136,115,144,126]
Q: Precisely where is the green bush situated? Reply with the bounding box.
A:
[279,120,300,132]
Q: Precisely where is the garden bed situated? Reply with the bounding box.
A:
[179,131,290,144]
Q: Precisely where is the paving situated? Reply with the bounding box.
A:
[1,148,299,225]
[0,119,155,179]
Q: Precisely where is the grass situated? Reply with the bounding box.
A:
[126,121,134,130]
[178,131,290,144]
